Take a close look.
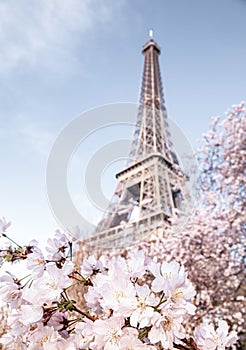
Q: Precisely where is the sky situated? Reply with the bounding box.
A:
[0,0,246,247]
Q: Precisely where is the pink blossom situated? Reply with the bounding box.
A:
[0,333,25,350]
[194,320,238,350]
[119,328,155,349]
[80,255,104,278]
[73,318,94,349]
[46,229,71,261]
[85,285,103,314]
[0,217,11,236]
[47,312,68,331]
[149,260,186,294]
[28,325,61,349]
[96,266,136,316]
[26,248,46,279]
[93,316,124,349]
[130,284,159,328]
[7,311,28,337]
[126,249,148,278]
[148,309,186,349]
[20,304,43,325]
[23,262,73,305]
[0,273,22,308]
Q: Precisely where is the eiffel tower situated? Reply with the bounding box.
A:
[87,32,188,248]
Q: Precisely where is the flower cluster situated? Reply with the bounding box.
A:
[0,222,238,349]
[83,254,196,349]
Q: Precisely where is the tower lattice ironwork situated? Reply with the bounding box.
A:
[87,35,188,248]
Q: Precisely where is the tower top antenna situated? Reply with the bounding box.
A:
[149,29,154,39]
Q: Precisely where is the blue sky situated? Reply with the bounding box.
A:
[0,0,245,246]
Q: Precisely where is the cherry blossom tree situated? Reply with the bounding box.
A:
[137,102,245,348]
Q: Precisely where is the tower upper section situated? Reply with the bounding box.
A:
[129,36,177,165]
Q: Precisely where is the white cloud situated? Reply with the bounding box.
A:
[0,0,124,74]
